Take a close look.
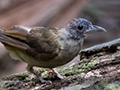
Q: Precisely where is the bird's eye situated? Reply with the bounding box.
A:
[77,26,83,30]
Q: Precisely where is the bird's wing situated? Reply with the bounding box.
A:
[26,27,60,60]
[0,26,60,60]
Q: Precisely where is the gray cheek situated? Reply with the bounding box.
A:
[70,29,77,34]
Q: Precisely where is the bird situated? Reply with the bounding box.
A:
[0,18,106,83]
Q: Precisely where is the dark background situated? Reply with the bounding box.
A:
[0,0,120,78]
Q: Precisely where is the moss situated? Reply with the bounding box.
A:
[36,68,46,74]
[112,55,115,58]
[104,83,120,90]
[58,59,99,81]
[59,82,120,90]
[80,82,120,90]
[81,59,99,71]
[2,71,28,81]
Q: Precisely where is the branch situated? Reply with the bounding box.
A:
[1,38,120,89]
[80,38,120,59]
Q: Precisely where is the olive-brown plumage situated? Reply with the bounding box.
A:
[0,18,106,83]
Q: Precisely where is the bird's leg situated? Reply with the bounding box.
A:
[26,65,52,84]
[50,68,65,79]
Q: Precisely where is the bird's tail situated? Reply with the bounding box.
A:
[0,26,29,50]
[0,27,9,45]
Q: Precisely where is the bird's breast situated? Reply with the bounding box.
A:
[51,39,81,67]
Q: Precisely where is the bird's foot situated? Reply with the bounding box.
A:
[49,68,66,79]
[39,76,52,84]
[26,65,52,84]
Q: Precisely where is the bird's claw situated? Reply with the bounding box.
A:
[39,77,52,84]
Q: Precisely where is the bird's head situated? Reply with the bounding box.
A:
[66,18,106,40]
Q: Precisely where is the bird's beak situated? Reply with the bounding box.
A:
[85,25,106,34]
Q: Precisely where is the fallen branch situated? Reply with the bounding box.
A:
[1,38,120,89]
[80,38,120,59]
